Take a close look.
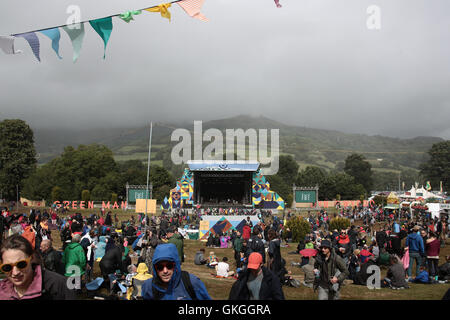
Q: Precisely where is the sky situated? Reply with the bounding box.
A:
[0,0,449,139]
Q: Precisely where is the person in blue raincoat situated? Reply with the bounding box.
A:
[141,243,211,300]
[95,236,107,260]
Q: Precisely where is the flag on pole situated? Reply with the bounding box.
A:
[39,28,63,59]
[89,17,113,59]
[178,0,209,22]
[146,3,172,21]
[62,23,85,63]
[14,32,40,61]
[0,36,22,54]
[426,181,431,191]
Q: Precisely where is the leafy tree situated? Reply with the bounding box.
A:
[51,186,62,202]
[420,140,450,191]
[276,155,299,187]
[320,172,366,200]
[329,217,350,231]
[296,166,326,187]
[266,174,291,205]
[0,119,37,200]
[81,190,90,202]
[286,217,311,242]
[344,154,373,193]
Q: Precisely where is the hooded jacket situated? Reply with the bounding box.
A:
[95,236,107,260]
[0,265,77,300]
[141,243,211,300]
[405,232,424,254]
[127,263,153,300]
[168,233,184,264]
[62,242,86,277]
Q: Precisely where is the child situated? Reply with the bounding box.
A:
[410,266,430,284]
[207,251,219,268]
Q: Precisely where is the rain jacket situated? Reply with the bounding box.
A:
[62,242,86,277]
[126,263,153,300]
[141,243,211,300]
[95,236,107,260]
[168,233,184,263]
[405,232,424,254]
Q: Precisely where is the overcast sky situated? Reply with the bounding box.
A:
[0,0,449,139]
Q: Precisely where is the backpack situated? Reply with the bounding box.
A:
[152,271,198,300]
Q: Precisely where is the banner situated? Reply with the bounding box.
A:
[135,199,157,214]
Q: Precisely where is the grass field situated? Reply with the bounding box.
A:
[43,210,450,300]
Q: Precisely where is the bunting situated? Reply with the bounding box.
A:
[1,0,283,62]
[178,0,209,22]
[89,17,113,59]
[62,23,85,63]
[119,10,142,23]
[40,28,62,59]
[0,36,21,54]
[145,3,172,22]
[14,32,40,62]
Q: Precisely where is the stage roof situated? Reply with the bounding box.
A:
[187,160,260,172]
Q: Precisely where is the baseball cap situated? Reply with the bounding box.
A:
[247,252,263,269]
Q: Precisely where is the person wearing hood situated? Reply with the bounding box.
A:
[62,233,86,278]
[405,225,425,280]
[0,235,76,300]
[334,230,351,265]
[95,236,107,260]
[126,262,153,300]
[167,227,184,265]
[142,243,211,300]
[99,236,125,280]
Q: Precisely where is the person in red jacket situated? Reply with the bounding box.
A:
[242,224,252,242]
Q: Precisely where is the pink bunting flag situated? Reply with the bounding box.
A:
[178,0,209,22]
[274,0,282,8]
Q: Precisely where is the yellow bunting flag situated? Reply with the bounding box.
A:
[146,3,172,22]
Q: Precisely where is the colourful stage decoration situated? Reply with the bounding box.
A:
[160,166,284,210]
[252,169,285,210]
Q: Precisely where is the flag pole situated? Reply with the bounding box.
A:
[145,122,153,231]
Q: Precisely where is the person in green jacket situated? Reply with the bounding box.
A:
[167,227,184,265]
[62,233,86,278]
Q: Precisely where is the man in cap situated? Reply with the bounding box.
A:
[313,239,349,300]
[228,252,285,300]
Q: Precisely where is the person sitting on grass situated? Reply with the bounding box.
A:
[206,251,219,269]
[382,255,409,289]
[216,257,235,278]
[194,248,207,265]
[409,265,430,284]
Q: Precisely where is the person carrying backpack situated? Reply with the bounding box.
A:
[247,228,266,264]
[141,243,211,300]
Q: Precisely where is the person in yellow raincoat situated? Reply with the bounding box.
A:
[126,262,152,300]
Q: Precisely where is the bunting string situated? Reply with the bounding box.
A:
[0,0,281,62]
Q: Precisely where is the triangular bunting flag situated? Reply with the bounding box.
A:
[40,28,62,59]
[14,32,40,62]
[0,36,22,54]
[62,23,85,63]
[178,0,209,22]
[274,0,282,8]
[146,3,172,22]
[119,10,142,23]
[89,17,113,59]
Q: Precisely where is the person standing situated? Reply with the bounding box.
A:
[313,239,349,300]
[425,232,441,283]
[62,234,86,281]
[405,225,425,280]
[233,230,244,268]
[39,239,64,275]
[267,229,282,276]
[228,252,285,300]
[167,227,184,265]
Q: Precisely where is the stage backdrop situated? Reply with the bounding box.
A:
[199,215,260,240]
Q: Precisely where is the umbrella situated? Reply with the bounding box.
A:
[299,249,318,257]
